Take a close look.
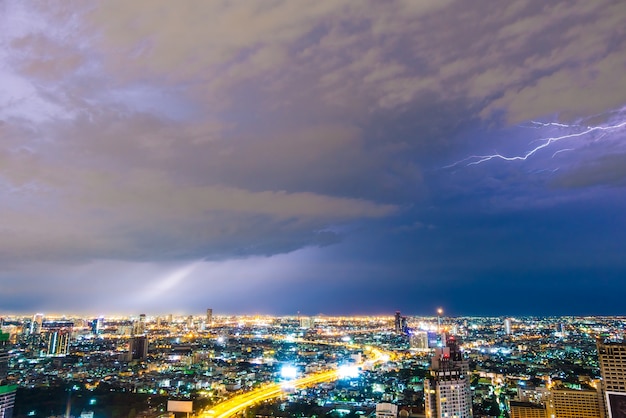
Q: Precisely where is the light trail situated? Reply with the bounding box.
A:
[198,343,391,418]
[202,370,340,418]
[445,118,626,168]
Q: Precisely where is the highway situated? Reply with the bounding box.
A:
[199,345,390,418]
[201,369,339,418]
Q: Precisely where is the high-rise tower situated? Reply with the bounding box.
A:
[597,339,626,417]
[504,318,512,335]
[394,311,402,334]
[29,313,43,335]
[0,332,16,418]
[425,335,472,418]
[41,321,73,357]
[127,336,148,361]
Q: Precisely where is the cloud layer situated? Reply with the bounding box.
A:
[1,0,625,314]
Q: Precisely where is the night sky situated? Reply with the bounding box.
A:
[1,1,626,316]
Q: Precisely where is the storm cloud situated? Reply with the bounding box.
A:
[0,0,625,315]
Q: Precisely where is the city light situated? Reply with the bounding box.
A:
[338,365,360,379]
[280,365,298,380]
[1,313,622,417]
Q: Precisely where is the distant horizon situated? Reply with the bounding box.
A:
[2,310,625,319]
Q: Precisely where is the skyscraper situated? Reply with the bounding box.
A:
[29,313,43,335]
[409,331,429,350]
[0,332,16,418]
[127,336,149,361]
[425,336,472,418]
[136,314,147,335]
[548,387,604,418]
[504,318,512,335]
[394,311,402,334]
[206,308,213,325]
[509,401,547,418]
[597,339,626,417]
[40,321,73,357]
[300,316,313,329]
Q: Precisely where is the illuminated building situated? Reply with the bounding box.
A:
[548,387,604,418]
[509,401,547,418]
[597,339,626,417]
[424,336,472,418]
[376,403,398,418]
[409,331,428,350]
[29,313,43,335]
[517,386,551,406]
[127,336,148,361]
[504,318,512,335]
[133,314,147,335]
[300,316,313,329]
[394,311,402,334]
[0,332,16,418]
[41,322,73,357]
[401,316,408,334]
[206,308,213,325]
[90,317,103,335]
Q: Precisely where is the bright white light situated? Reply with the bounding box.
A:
[280,365,298,380]
[341,336,351,342]
[338,365,360,379]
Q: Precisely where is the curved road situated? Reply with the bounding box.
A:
[199,346,390,418]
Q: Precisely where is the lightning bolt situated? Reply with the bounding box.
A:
[529,121,573,128]
[446,118,626,168]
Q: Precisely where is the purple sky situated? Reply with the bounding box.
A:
[1,1,626,316]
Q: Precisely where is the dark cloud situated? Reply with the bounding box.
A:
[553,153,626,188]
[0,0,625,314]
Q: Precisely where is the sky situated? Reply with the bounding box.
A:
[1,1,625,316]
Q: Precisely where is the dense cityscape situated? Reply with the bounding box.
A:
[1,311,625,418]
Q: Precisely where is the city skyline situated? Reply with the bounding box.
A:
[1,1,626,316]
[1,312,623,417]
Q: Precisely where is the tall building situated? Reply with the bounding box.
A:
[90,317,104,335]
[0,332,16,418]
[517,386,552,406]
[409,331,428,350]
[424,336,472,418]
[127,336,148,361]
[400,316,408,334]
[300,316,313,329]
[509,401,547,418]
[394,311,402,334]
[548,387,604,418]
[597,339,626,417]
[41,321,73,357]
[133,314,147,335]
[504,318,512,335]
[29,313,43,335]
[206,309,213,325]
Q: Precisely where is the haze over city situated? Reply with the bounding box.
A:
[1,1,626,316]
